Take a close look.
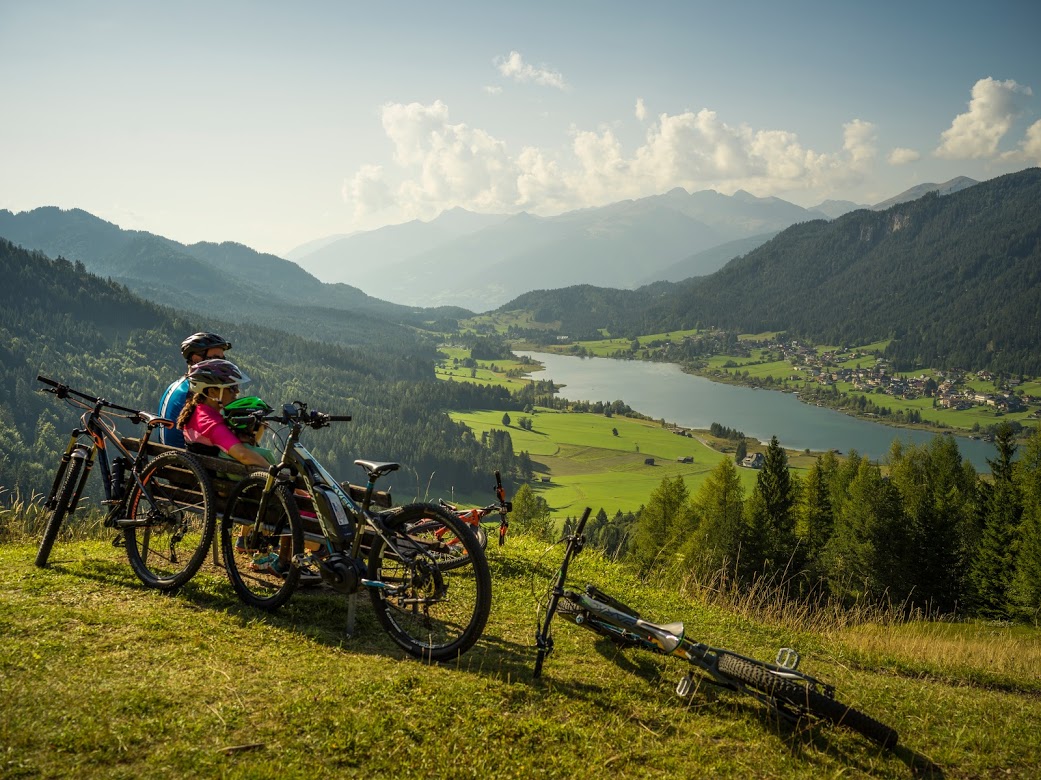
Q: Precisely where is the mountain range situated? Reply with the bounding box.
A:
[0,208,470,349]
[497,168,1041,375]
[286,177,978,310]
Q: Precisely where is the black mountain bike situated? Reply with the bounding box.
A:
[220,401,492,661]
[35,376,216,590]
[534,508,899,749]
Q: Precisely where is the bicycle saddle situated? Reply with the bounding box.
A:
[354,460,400,480]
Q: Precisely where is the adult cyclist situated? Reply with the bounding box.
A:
[157,332,232,447]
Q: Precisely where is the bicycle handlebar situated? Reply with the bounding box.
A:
[37,375,152,420]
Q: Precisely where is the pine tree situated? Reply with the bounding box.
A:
[681,458,746,580]
[823,459,909,604]
[971,423,1022,617]
[629,475,694,576]
[741,435,798,578]
[1011,428,1041,614]
[888,435,978,613]
[796,455,834,586]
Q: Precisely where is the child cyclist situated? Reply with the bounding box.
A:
[175,359,270,468]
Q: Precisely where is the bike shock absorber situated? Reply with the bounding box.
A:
[108,457,127,502]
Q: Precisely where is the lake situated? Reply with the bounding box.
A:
[517,351,998,471]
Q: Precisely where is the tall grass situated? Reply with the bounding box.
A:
[0,485,108,545]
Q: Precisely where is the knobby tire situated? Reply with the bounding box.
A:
[35,449,86,568]
[221,474,303,611]
[123,451,216,591]
[368,502,491,661]
[716,653,898,749]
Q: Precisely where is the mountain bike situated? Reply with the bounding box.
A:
[533,508,899,749]
[419,470,512,570]
[219,401,492,661]
[35,376,216,590]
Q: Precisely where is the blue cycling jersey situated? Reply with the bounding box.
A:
[157,376,189,447]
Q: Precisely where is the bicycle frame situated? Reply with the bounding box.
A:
[39,377,171,528]
[243,402,449,630]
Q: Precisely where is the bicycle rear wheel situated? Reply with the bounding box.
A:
[123,451,216,591]
[368,503,492,661]
[716,653,898,749]
[220,475,302,611]
[35,447,88,568]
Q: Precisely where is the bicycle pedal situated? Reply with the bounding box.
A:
[775,647,800,670]
[676,673,696,697]
[111,533,124,548]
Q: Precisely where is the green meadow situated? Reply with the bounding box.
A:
[450,407,773,516]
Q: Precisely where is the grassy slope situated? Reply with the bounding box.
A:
[450,408,769,515]
[2,537,1039,778]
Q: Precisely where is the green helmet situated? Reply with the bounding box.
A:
[223,396,272,435]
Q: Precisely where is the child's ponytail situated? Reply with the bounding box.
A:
[176,392,202,430]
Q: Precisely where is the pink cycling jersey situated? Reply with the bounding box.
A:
[183,403,242,454]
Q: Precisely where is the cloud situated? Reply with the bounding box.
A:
[495,51,567,90]
[888,147,921,165]
[635,97,647,121]
[342,164,394,222]
[483,85,503,95]
[1019,119,1041,164]
[843,119,877,167]
[935,77,1033,159]
[343,100,881,227]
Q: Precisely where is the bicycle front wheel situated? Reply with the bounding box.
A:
[716,653,898,749]
[123,451,216,591]
[35,447,88,568]
[368,503,492,661]
[221,475,303,611]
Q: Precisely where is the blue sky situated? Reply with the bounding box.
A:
[2,0,1039,256]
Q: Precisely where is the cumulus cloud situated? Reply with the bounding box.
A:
[843,119,877,166]
[1019,119,1041,164]
[888,147,920,165]
[342,100,882,228]
[483,85,502,95]
[342,164,394,222]
[935,77,1033,159]
[495,50,567,89]
[635,97,647,121]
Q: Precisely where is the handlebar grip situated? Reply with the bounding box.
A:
[37,375,61,387]
[326,415,352,422]
[574,507,592,535]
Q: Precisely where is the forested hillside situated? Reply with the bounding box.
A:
[0,239,524,499]
[502,168,1041,375]
[0,208,471,349]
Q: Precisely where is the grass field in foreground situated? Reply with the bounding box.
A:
[2,536,1039,779]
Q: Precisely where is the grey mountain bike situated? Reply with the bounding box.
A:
[534,508,899,749]
[220,401,492,661]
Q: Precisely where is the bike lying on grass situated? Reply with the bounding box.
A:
[35,376,216,590]
[533,508,899,749]
[422,470,512,570]
[220,401,492,661]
